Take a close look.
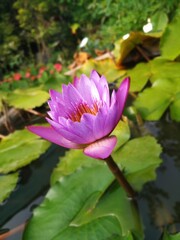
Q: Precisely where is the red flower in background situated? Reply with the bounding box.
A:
[39,66,46,74]
[25,72,31,78]
[13,73,21,81]
[54,63,62,72]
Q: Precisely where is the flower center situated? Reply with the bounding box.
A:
[69,102,99,122]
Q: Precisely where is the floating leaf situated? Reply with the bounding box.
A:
[170,92,180,121]
[24,165,143,240]
[150,58,180,83]
[24,133,161,239]
[0,173,19,203]
[112,119,130,151]
[0,129,51,173]
[160,9,180,60]
[113,136,162,191]
[162,231,180,240]
[118,62,151,92]
[6,87,49,109]
[134,78,180,121]
[50,149,99,185]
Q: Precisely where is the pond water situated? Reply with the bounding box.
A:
[0,117,180,240]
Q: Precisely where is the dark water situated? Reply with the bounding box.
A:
[0,119,180,239]
[139,119,180,240]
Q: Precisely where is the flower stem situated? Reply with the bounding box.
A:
[104,155,136,199]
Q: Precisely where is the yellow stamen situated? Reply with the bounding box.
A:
[69,102,99,122]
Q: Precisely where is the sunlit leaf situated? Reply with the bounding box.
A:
[6,87,49,109]
[78,58,126,83]
[24,165,143,240]
[112,119,130,151]
[118,62,151,92]
[0,173,19,203]
[0,129,51,173]
[113,136,162,191]
[134,78,180,121]
[170,92,180,121]
[150,58,180,83]
[160,9,180,60]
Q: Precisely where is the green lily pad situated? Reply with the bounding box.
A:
[23,165,143,240]
[0,173,19,203]
[134,78,180,121]
[162,231,180,240]
[170,92,180,121]
[113,136,162,191]
[120,62,151,92]
[24,132,161,239]
[0,129,51,173]
[6,87,49,109]
[150,58,180,83]
[160,9,180,60]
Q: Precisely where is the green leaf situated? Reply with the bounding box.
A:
[24,133,161,239]
[0,129,50,173]
[150,58,180,83]
[113,136,162,191]
[170,92,180,121]
[160,9,180,60]
[0,173,19,203]
[50,149,100,185]
[122,62,151,92]
[162,231,180,240]
[24,165,143,240]
[41,73,70,91]
[112,119,130,151]
[6,87,49,109]
[134,78,180,121]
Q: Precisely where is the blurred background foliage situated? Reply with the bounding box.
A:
[0,0,179,77]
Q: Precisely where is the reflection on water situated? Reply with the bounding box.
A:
[139,119,180,239]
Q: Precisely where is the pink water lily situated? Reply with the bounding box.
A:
[27,70,130,159]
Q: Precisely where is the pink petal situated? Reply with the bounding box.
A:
[74,74,100,105]
[62,83,84,110]
[116,77,130,118]
[90,70,110,105]
[27,125,83,149]
[49,89,62,102]
[83,136,117,159]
